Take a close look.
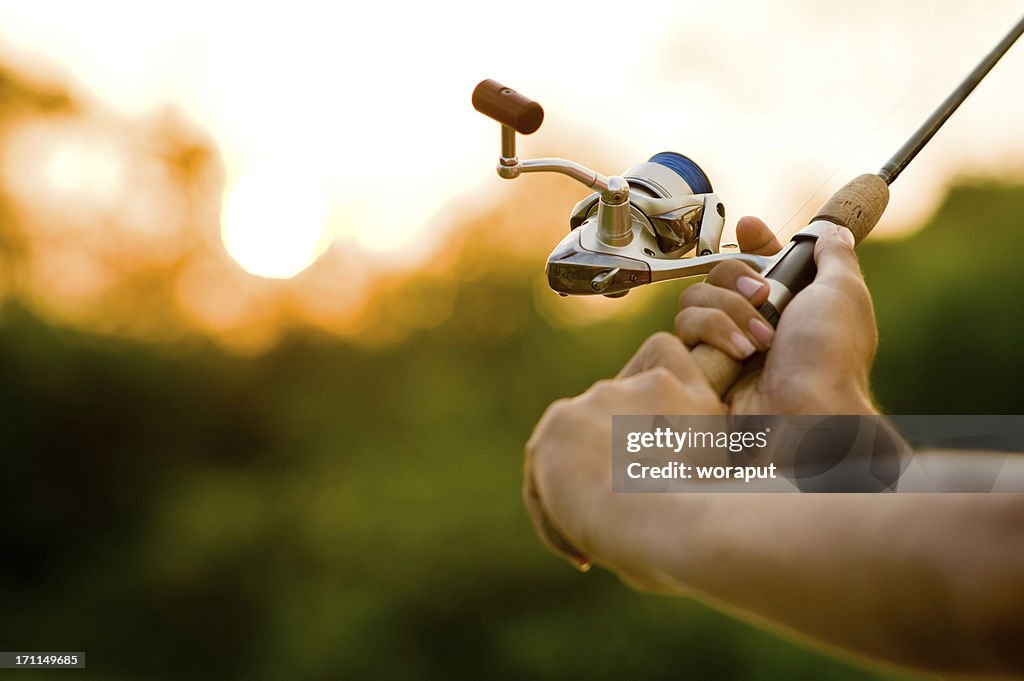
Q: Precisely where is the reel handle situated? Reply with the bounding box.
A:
[472,80,544,135]
[689,173,890,397]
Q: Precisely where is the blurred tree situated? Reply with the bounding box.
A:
[860,182,1024,414]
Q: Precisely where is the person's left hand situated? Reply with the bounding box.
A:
[523,333,724,588]
[675,216,877,415]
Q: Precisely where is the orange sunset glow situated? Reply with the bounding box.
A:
[1,1,1022,349]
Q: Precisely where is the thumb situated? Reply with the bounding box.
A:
[813,225,862,286]
[736,216,784,255]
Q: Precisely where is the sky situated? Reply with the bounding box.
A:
[0,0,1022,280]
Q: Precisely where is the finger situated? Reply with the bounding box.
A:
[736,216,784,255]
[703,259,771,307]
[674,307,756,360]
[619,364,723,409]
[813,225,863,288]
[617,332,710,385]
[679,283,774,350]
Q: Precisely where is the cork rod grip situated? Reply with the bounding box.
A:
[689,173,889,397]
[811,173,890,244]
[691,343,744,398]
[472,79,544,135]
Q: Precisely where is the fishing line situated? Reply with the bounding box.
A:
[773,0,1009,241]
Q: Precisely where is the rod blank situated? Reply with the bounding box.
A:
[879,14,1024,185]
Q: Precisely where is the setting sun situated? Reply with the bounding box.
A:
[220,166,330,279]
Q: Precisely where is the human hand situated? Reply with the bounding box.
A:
[675,217,877,415]
[523,333,723,588]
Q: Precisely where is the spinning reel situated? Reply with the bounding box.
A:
[472,79,769,297]
[472,11,1023,399]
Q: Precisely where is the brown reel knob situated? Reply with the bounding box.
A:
[472,79,544,135]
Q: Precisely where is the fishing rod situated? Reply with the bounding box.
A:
[473,14,1024,395]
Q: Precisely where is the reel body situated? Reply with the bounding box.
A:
[549,153,726,296]
[472,79,769,297]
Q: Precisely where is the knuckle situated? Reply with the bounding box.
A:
[640,331,681,360]
[647,330,679,350]
[722,287,754,313]
[584,378,630,410]
[673,308,688,327]
[823,246,863,275]
[547,396,573,416]
[675,307,732,337]
[679,282,711,308]
[703,307,733,330]
[698,286,755,321]
[850,278,873,304]
[830,269,865,290]
[538,397,574,430]
[673,308,698,334]
[587,378,614,397]
[821,276,873,313]
[528,396,583,460]
[642,365,680,391]
[707,259,753,286]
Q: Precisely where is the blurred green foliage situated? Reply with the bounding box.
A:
[862,182,1024,414]
[3,181,1021,680]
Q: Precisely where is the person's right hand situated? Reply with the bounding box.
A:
[675,216,878,415]
[524,332,726,587]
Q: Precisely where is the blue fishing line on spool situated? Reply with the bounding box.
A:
[648,152,713,194]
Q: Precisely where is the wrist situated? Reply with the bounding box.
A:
[592,493,708,594]
[778,377,877,415]
[822,391,877,415]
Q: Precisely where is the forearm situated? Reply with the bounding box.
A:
[674,494,1024,676]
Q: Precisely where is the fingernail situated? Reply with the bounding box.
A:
[736,276,766,300]
[837,227,856,248]
[730,331,756,358]
[748,318,774,348]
